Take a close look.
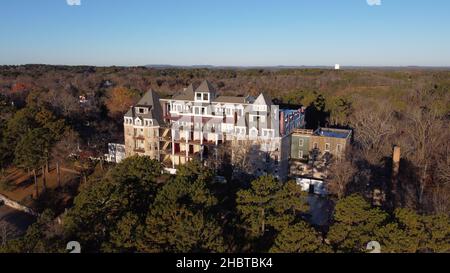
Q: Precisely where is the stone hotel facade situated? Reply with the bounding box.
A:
[121,80,305,181]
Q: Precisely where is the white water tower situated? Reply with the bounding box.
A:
[334,64,340,70]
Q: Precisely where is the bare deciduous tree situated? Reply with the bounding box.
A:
[51,129,80,187]
[400,90,447,208]
[350,100,396,164]
[228,138,280,179]
[326,156,357,199]
[0,221,19,247]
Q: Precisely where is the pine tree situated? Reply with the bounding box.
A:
[14,128,52,197]
[138,161,225,253]
[385,208,450,253]
[0,210,64,253]
[270,221,331,253]
[63,156,163,252]
[327,194,388,252]
[237,176,308,238]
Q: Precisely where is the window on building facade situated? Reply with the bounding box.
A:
[299,139,304,147]
[250,128,258,137]
[262,130,273,138]
[196,93,202,101]
[337,144,342,153]
[325,143,330,151]
[135,140,144,149]
[254,105,267,112]
[203,93,209,101]
[313,142,318,149]
[299,150,304,158]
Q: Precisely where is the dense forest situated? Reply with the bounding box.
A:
[0,65,449,253]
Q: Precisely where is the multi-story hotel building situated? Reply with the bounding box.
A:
[120,80,305,181]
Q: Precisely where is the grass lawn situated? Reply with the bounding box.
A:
[0,165,79,207]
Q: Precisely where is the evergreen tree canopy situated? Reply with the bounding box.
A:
[327,194,388,252]
[270,221,331,253]
[63,156,163,252]
[237,176,308,237]
[14,127,52,171]
[138,161,225,253]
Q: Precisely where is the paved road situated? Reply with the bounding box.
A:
[0,205,36,234]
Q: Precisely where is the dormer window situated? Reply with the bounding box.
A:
[144,119,154,127]
[136,107,147,114]
[195,92,210,102]
[124,117,133,124]
[135,118,142,126]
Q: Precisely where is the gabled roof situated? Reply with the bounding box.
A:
[136,88,159,107]
[124,108,133,117]
[195,80,215,93]
[172,83,197,101]
[125,89,163,125]
[185,83,197,93]
[253,93,272,106]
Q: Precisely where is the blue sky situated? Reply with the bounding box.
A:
[0,0,449,66]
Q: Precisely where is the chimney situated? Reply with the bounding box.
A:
[280,111,285,136]
[391,145,401,207]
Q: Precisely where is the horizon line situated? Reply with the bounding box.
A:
[2,63,450,69]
